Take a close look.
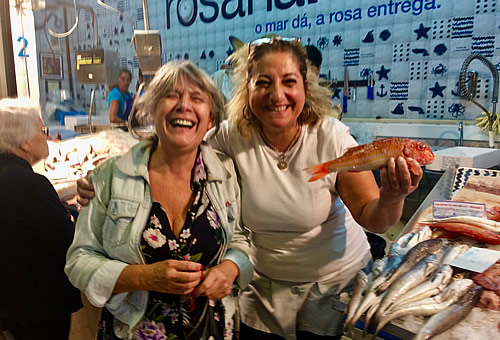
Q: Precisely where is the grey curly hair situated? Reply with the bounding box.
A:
[227,37,335,138]
[0,98,41,154]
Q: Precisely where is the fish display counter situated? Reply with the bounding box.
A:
[35,129,138,200]
[340,166,500,339]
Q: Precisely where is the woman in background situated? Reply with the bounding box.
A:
[0,98,82,340]
[66,60,253,339]
[108,68,134,124]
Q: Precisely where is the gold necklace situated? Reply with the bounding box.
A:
[260,125,302,171]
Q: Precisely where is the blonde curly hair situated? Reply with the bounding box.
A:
[227,38,335,138]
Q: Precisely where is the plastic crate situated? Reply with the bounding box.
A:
[54,110,86,125]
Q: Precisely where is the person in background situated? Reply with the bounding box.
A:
[305,44,322,77]
[305,44,343,119]
[108,68,134,124]
[76,38,423,339]
[0,98,82,340]
[136,68,149,97]
[66,60,253,339]
[212,63,234,107]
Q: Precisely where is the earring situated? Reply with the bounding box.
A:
[242,105,253,121]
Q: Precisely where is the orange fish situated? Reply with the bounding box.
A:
[304,138,435,182]
[422,221,500,245]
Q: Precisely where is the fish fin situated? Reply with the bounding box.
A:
[303,163,330,182]
[406,158,421,175]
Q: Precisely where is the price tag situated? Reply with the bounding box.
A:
[449,247,500,273]
[432,200,486,219]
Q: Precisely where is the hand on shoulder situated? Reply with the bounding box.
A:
[76,177,95,206]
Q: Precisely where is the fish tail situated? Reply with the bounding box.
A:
[303,162,331,182]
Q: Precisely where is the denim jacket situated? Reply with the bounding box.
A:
[65,139,253,335]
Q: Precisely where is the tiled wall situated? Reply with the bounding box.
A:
[34,0,500,122]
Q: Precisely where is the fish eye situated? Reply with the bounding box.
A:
[418,144,425,150]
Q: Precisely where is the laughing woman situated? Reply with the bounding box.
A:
[65,60,252,339]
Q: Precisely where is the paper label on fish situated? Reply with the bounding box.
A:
[449,247,500,273]
[433,200,486,219]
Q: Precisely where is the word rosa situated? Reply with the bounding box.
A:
[165,0,318,29]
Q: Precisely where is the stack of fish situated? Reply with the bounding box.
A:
[343,226,486,339]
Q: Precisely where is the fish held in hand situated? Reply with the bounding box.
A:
[304,138,435,182]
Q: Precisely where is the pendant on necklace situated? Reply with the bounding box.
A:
[277,154,288,171]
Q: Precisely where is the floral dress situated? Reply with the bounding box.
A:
[97,151,230,340]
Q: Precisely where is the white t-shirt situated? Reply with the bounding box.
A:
[207,117,371,286]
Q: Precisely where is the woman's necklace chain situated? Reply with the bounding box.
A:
[260,125,302,171]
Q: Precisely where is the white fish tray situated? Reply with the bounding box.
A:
[426,146,500,171]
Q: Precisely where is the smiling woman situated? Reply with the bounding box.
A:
[66,60,252,340]
[206,37,425,339]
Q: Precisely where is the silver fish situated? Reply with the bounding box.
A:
[344,288,379,333]
[344,270,369,330]
[373,279,475,338]
[373,254,440,326]
[439,279,475,302]
[349,239,441,331]
[347,238,443,334]
[371,258,386,278]
[369,242,405,292]
[404,225,432,251]
[413,285,483,340]
[368,260,402,297]
[376,239,444,294]
[441,243,471,265]
[413,278,475,307]
[393,265,453,307]
[362,293,385,335]
[396,231,415,248]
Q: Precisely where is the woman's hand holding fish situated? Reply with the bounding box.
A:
[379,156,422,204]
[343,156,424,233]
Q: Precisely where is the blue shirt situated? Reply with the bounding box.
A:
[107,87,133,121]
